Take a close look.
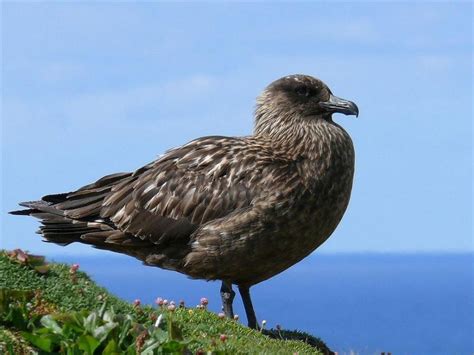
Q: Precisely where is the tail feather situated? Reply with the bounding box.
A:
[9,208,35,216]
[9,172,134,246]
[9,171,166,265]
[54,194,104,211]
[42,193,70,203]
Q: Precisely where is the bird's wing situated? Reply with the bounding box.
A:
[99,136,297,247]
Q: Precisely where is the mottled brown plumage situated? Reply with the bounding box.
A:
[11,74,358,328]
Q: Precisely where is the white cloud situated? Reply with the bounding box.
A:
[38,62,87,83]
[3,74,219,132]
[311,19,381,43]
[416,55,453,71]
[66,74,218,122]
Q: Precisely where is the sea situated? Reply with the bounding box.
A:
[50,253,473,355]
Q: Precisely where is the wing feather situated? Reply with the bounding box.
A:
[100,136,293,247]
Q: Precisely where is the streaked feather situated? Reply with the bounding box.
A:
[10,74,356,287]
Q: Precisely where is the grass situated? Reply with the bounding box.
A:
[0,250,332,354]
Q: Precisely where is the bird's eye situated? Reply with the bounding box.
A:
[295,86,310,97]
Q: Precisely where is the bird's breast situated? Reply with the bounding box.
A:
[184,122,355,285]
[293,124,355,239]
[244,124,355,283]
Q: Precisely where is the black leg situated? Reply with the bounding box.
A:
[220,281,235,319]
[238,285,257,329]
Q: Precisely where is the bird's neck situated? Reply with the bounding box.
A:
[254,112,353,161]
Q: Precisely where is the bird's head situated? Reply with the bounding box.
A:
[254,74,358,136]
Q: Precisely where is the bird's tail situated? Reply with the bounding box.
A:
[9,172,136,247]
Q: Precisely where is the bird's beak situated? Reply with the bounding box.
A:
[319,94,359,117]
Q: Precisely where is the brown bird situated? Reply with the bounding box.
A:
[11,74,358,329]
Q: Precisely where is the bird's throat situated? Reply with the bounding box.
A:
[254,112,351,161]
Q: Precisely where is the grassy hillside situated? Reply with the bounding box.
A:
[0,250,332,354]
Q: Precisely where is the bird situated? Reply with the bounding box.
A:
[11,74,358,329]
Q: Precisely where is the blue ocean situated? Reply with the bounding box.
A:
[50,253,473,354]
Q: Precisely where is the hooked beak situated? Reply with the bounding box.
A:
[319,94,359,117]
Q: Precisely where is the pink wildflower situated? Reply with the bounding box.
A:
[69,263,80,274]
[200,297,208,306]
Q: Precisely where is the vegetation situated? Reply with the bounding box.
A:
[0,250,332,354]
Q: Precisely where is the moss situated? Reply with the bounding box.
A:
[0,251,332,354]
[0,253,133,315]
[0,327,36,354]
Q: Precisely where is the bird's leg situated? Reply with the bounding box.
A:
[238,285,258,329]
[220,281,235,319]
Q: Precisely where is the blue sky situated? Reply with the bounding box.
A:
[1,2,472,255]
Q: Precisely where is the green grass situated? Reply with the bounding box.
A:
[0,250,331,354]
